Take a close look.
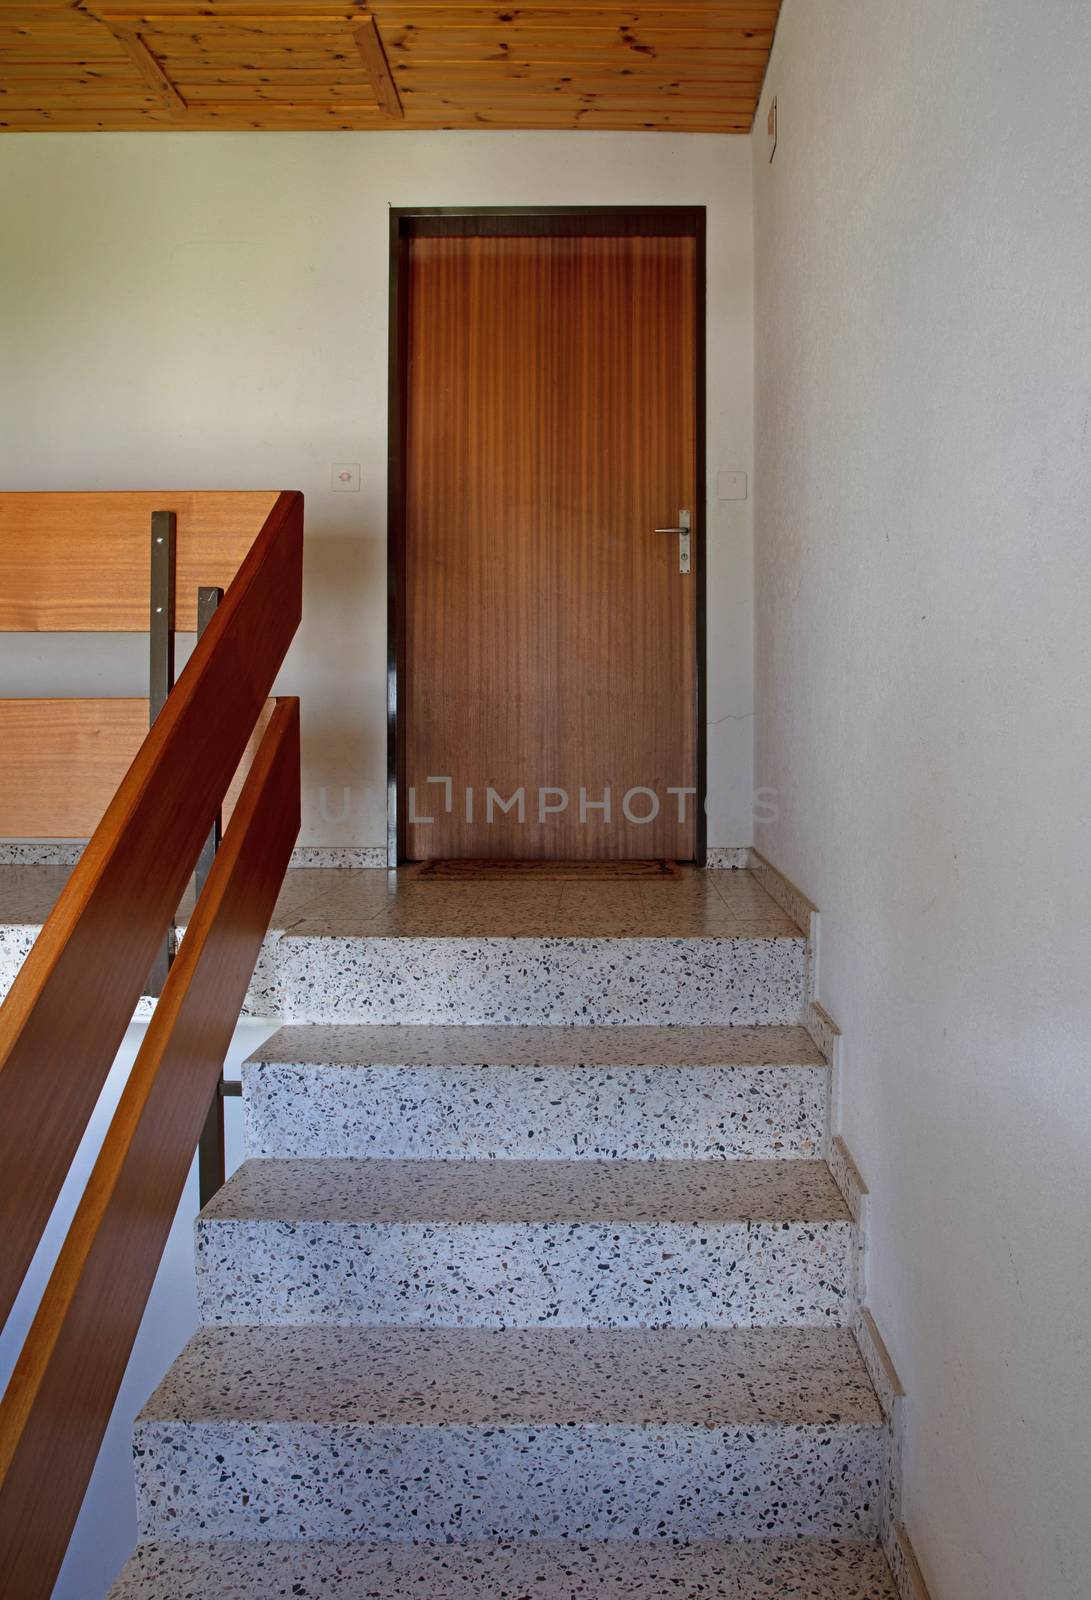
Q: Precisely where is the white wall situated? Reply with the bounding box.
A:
[0,132,755,851]
[752,4,1091,1596]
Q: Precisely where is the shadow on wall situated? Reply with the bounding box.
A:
[293,525,387,845]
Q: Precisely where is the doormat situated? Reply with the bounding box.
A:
[416,859,682,881]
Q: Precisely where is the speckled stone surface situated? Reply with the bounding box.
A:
[829,1136,868,1226]
[139,1325,882,1425]
[195,1158,853,1328]
[110,1537,899,1598]
[290,846,387,869]
[266,870,807,1024]
[852,1309,907,1585]
[132,1326,882,1542]
[243,1024,828,1161]
[746,853,818,936]
[0,924,38,1003]
[829,1135,869,1309]
[275,934,806,1025]
[704,848,751,869]
[804,1001,841,1066]
[249,1023,827,1072]
[0,865,795,941]
[0,862,316,1010]
[732,1538,899,1598]
[281,867,800,937]
[0,842,85,865]
[885,1522,932,1600]
[0,865,808,1021]
[4,855,886,1575]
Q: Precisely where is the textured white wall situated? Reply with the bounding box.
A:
[0,131,755,850]
[752,3,1091,1596]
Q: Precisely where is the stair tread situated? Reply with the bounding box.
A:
[246,1023,826,1070]
[200,1157,850,1226]
[111,1536,898,1598]
[138,1325,882,1428]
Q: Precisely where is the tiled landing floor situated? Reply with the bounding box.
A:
[0,863,800,941]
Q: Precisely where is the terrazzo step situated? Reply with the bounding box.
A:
[110,1536,899,1598]
[195,1157,854,1328]
[243,1024,829,1161]
[273,931,808,1026]
[131,1325,885,1543]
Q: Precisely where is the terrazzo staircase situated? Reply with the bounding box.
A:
[111,909,898,1597]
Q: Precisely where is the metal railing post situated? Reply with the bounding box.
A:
[193,585,224,900]
[146,511,176,996]
[195,584,226,1207]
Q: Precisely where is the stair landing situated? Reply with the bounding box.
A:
[0,864,808,1025]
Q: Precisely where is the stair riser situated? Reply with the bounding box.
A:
[134,1421,882,1542]
[111,1536,901,1599]
[243,1064,828,1161]
[195,1219,854,1328]
[275,935,807,1025]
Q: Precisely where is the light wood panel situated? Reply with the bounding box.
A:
[111,23,188,113]
[354,14,402,114]
[0,697,275,839]
[0,1,781,132]
[0,490,280,632]
[0,699,299,1600]
[0,490,302,1329]
[404,231,696,860]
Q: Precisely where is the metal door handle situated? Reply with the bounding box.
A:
[654,509,691,574]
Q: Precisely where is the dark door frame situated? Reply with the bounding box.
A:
[387,204,708,867]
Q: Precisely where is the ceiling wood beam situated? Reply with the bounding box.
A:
[107,25,187,115]
[354,15,402,116]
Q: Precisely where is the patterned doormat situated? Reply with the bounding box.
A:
[415,859,682,881]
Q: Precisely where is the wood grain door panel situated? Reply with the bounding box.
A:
[405,231,696,859]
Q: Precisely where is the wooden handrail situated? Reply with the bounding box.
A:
[0,697,300,1600]
[0,488,303,1328]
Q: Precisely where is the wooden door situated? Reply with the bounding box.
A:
[403,226,697,860]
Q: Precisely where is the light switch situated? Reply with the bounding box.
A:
[718,470,748,501]
[331,463,361,492]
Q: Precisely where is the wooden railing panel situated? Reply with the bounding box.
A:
[0,697,275,839]
[0,698,300,1600]
[0,700,145,840]
[0,490,302,1327]
[0,489,280,632]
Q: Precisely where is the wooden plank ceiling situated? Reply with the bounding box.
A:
[0,1,780,132]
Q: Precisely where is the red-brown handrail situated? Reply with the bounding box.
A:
[0,697,300,1598]
[0,488,303,1329]
[0,488,303,1597]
